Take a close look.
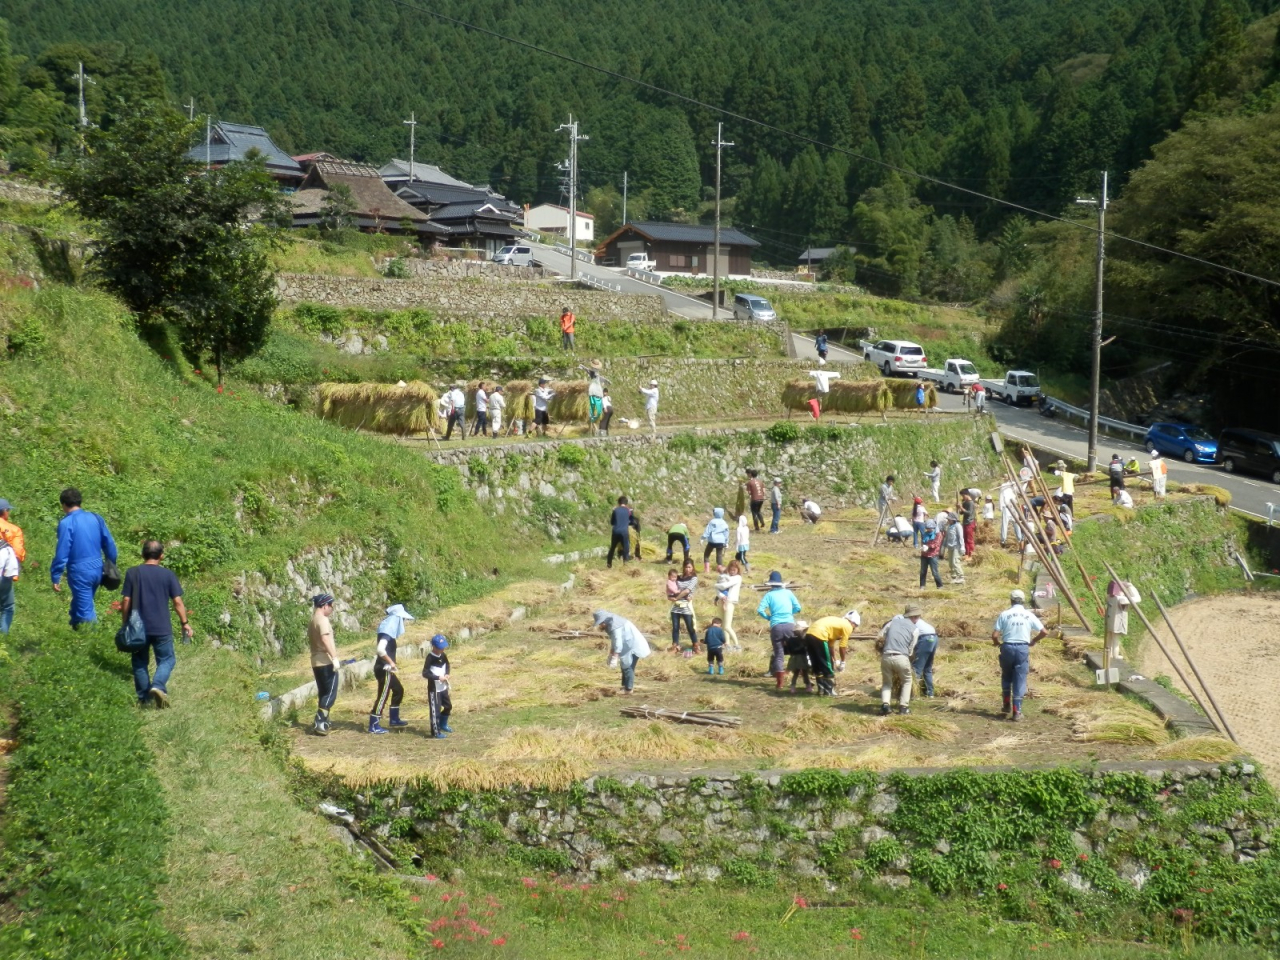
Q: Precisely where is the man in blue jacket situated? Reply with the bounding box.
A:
[607,495,640,568]
[50,488,117,628]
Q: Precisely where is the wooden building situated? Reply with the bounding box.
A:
[595,222,759,276]
[289,158,440,238]
[184,121,304,188]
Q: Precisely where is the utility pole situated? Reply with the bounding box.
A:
[403,112,417,183]
[556,115,588,280]
[183,98,196,121]
[206,115,212,170]
[70,62,95,154]
[711,123,735,319]
[622,170,628,227]
[1075,171,1108,473]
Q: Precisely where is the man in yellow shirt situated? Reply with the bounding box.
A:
[801,611,861,695]
[1051,460,1076,513]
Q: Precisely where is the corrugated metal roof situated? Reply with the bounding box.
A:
[378,159,475,189]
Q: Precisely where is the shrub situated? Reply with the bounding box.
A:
[556,444,588,468]
[383,257,410,279]
[765,421,800,444]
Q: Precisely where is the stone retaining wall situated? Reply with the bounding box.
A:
[398,258,547,280]
[276,272,666,323]
[336,761,1274,884]
[0,178,57,204]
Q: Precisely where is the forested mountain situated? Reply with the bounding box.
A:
[3,0,1280,426]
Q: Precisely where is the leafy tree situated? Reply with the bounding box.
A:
[59,101,282,382]
[319,182,356,234]
[630,108,700,220]
[818,245,857,284]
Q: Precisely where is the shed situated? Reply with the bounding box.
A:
[524,203,594,243]
[596,222,759,276]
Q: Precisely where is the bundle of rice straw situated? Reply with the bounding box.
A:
[781,379,817,412]
[884,379,939,409]
[316,381,440,435]
[504,380,536,423]
[545,380,590,423]
[780,379,892,414]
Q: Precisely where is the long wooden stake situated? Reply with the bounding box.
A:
[1149,588,1239,745]
[1100,560,1223,738]
[871,501,888,546]
[1003,457,1089,627]
[1034,469,1105,617]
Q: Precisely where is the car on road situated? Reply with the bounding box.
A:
[625,252,656,272]
[1144,422,1218,463]
[492,244,536,266]
[1217,427,1280,484]
[918,358,980,393]
[980,370,1042,406]
[732,293,777,323]
[863,339,928,376]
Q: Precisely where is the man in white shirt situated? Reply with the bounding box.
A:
[998,480,1022,546]
[471,383,489,437]
[800,498,822,524]
[1149,452,1168,499]
[444,381,466,441]
[924,460,942,503]
[992,589,1047,721]
[532,378,555,436]
[488,385,506,436]
[639,379,660,435]
[1113,488,1135,509]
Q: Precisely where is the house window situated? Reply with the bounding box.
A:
[691,256,699,268]
[670,254,687,267]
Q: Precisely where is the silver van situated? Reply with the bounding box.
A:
[492,244,536,266]
[732,293,777,322]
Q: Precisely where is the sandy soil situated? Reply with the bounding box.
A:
[1138,592,1280,772]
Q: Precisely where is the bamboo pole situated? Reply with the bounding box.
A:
[871,501,889,546]
[1099,560,1224,739]
[1033,468,1105,618]
[1149,588,1239,745]
[1002,457,1089,627]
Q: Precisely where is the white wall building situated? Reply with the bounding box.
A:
[524,203,594,243]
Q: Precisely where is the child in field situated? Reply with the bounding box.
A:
[733,513,751,572]
[704,617,726,675]
[423,633,452,739]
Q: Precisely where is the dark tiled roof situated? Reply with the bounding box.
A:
[429,200,518,222]
[185,121,302,174]
[618,221,759,247]
[798,247,837,262]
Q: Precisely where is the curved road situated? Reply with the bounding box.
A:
[530,241,714,318]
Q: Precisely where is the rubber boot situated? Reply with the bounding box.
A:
[775,671,785,690]
[389,706,409,728]
[708,664,714,675]
[313,709,330,736]
[439,715,453,733]
[717,664,724,675]
[368,715,389,734]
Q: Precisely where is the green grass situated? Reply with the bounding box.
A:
[270,231,414,278]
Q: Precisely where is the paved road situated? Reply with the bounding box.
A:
[791,333,865,365]
[530,242,714,319]
[929,389,1279,522]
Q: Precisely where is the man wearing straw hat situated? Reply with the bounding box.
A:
[991,589,1047,722]
[443,381,467,441]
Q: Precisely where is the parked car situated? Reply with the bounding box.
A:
[1217,427,1280,484]
[732,293,777,323]
[1144,422,1218,464]
[492,244,536,266]
[625,252,656,271]
[863,339,928,376]
[918,358,980,393]
[980,370,1042,406]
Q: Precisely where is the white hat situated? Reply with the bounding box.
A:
[843,610,862,627]
[385,603,416,620]
[649,378,658,385]
[1010,589,1025,603]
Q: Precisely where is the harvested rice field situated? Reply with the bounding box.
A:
[286,494,1242,789]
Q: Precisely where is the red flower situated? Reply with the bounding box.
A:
[1078,854,1089,861]
[216,384,224,394]
[431,939,444,949]
[850,929,864,941]
[425,874,438,881]
[793,896,808,908]
[997,883,1008,891]
[441,893,452,902]
[491,937,506,946]
[410,895,420,902]
[732,931,751,942]
[1048,859,1062,870]
[521,877,537,888]
[530,893,539,899]
[194,370,201,375]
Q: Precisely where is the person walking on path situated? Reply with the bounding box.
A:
[918,519,943,589]
[444,381,467,440]
[960,490,977,557]
[704,617,727,675]
[814,329,829,366]
[942,512,965,583]
[607,496,639,568]
[802,612,859,696]
[121,540,192,708]
[733,514,751,573]
[639,379,660,436]
[560,306,576,351]
[667,561,700,653]
[757,571,802,690]
[911,616,939,698]
[910,496,927,547]
[701,507,730,571]
[0,498,24,635]
[992,589,1046,721]
[714,560,744,651]
[1150,451,1168,499]
[877,604,923,715]
[533,378,555,436]
[769,477,784,534]
[599,389,613,437]
[51,487,118,629]
[745,469,766,531]
[368,603,415,734]
[665,521,691,564]
[308,593,339,736]
[488,385,505,437]
[595,609,650,694]
[471,383,489,437]
[924,461,942,503]
[423,633,453,738]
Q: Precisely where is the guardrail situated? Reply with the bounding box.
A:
[626,266,662,285]
[1040,397,1146,441]
[553,242,595,264]
[579,273,623,294]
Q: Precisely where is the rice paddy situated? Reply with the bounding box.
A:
[285,481,1230,789]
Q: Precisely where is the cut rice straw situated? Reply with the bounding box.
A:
[316,380,440,435]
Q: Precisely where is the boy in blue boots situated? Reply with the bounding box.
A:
[704,617,726,676]
[424,633,453,738]
[369,603,415,734]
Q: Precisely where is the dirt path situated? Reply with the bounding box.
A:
[1137,593,1280,771]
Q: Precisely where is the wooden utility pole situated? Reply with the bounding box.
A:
[557,116,589,280]
[1075,171,1107,473]
[711,123,734,320]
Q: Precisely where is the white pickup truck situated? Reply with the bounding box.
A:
[625,252,657,272]
[918,358,980,393]
[981,370,1043,406]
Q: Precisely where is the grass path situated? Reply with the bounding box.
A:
[146,647,416,959]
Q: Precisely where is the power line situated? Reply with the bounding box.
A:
[374,0,1280,292]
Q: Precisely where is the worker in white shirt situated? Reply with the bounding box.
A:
[444,381,467,441]
[1149,452,1168,499]
[532,377,555,436]
[639,379,660,435]
[488,385,506,436]
[991,589,1047,721]
[924,460,942,503]
[471,383,489,437]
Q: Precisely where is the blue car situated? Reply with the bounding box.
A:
[1144,422,1218,463]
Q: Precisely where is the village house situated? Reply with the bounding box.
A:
[524,203,594,243]
[289,157,440,238]
[379,159,522,254]
[595,222,759,276]
[184,121,305,188]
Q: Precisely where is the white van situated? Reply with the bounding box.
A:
[492,244,536,266]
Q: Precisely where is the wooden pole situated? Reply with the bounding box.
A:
[1002,457,1089,626]
[1099,560,1225,739]
[1149,588,1239,745]
[871,501,888,546]
[1034,469,1105,618]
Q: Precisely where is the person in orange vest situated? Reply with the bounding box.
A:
[0,498,23,635]
[560,306,576,352]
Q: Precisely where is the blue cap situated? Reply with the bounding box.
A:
[431,633,449,649]
[0,499,11,512]
[767,571,784,584]
[313,593,334,608]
